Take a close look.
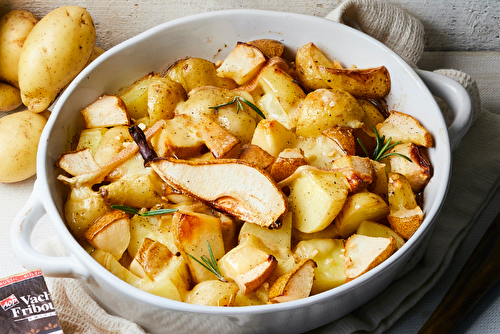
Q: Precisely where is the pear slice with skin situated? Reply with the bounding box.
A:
[151,158,287,229]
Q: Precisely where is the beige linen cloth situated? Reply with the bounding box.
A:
[2,0,499,333]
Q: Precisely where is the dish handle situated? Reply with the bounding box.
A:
[10,180,90,279]
[415,69,473,150]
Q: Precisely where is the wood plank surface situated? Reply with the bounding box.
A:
[2,0,499,52]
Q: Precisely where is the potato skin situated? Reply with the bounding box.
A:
[0,9,38,88]
[18,6,96,112]
[0,82,22,111]
[0,111,47,182]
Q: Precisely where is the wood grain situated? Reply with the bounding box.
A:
[418,210,500,334]
[3,0,499,52]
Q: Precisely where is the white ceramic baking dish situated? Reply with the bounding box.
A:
[11,9,472,334]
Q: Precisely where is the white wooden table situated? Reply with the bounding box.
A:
[2,1,499,333]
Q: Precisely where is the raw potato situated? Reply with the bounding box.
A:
[0,111,47,182]
[18,6,96,112]
[0,9,38,87]
[0,82,22,111]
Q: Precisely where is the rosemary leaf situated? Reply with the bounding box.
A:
[187,242,226,282]
[111,205,178,217]
[357,126,411,162]
[209,96,266,119]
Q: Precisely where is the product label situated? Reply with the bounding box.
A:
[0,270,62,333]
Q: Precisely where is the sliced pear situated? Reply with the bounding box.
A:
[343,234,397,282]
[268,259,317,303]
[196,116,241,158]
[152,158,287,228]
[376,110,433,148]
[84,210,130,260]
[387,173,424,239]
[387,143,432,193]
[57,148,99,176]
[357,221,405,249]
[81,94,131,128]
[219,243,277,295]
[216,42,267,85]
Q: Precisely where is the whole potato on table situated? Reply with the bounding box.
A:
[0,110,47,183]
[0,82,22,111]
[18,6,96,113]
[0,9,38,88]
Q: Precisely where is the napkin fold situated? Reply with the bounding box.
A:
[17,1,500,333]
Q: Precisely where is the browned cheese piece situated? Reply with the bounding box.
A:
[331,155,374,193]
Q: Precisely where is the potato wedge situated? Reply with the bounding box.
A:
[269,148,307,183]
[295,42,335,91]
[367,160,388,202]
[318,66,391,99]
[296,89,364,137]
[343,234,397,281]
[147,75,186,122]
[247,39,285,58]
[129,237,173,279]
[84,210,130,260]
[286,167,349,233]
[251,119,298,157]
[255,58,306,129]
[76,128,108,156]
[322,126,356,156]
[185,280,239,306]
[172,210,225,283]
[238,144,276,170]
[150,114,205,159]
[335,191,389,238]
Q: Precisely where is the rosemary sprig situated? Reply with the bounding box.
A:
[357,126,412,162]
[209,96,266,119]
[111,205,178,216]
[187,241,226,282]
